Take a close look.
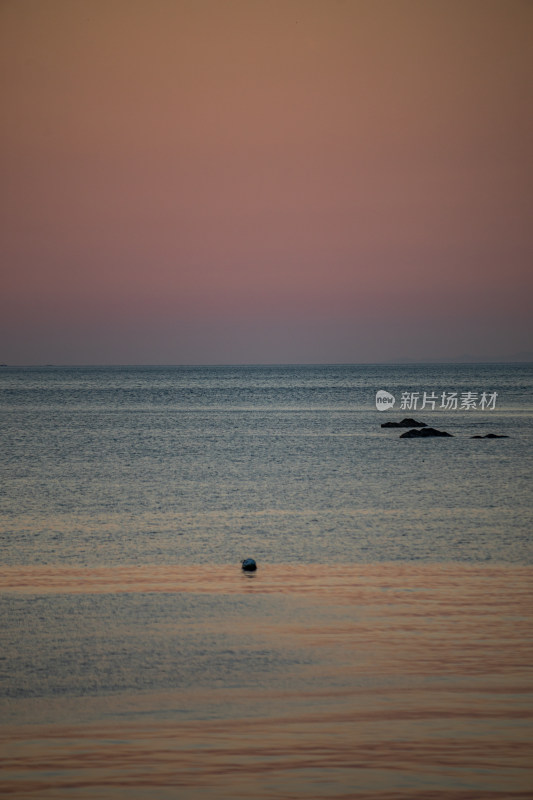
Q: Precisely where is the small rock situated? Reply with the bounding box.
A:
[241,558,257,571]
[400,427,453,438]
[381,418,427,428]
[471,433,509,439]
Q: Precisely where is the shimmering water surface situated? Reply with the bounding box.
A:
[2,363,532,566]
[1,364,532,798]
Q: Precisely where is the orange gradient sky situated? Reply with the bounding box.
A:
[1,0,532,364]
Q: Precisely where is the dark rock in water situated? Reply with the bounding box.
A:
[241,558,257,571]
[400,427,453,438]
[381,418,427,428]
[471,433,509,439]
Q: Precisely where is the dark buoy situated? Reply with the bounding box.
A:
[241,558,257,571]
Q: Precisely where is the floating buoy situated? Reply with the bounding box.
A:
[241,558,257,571]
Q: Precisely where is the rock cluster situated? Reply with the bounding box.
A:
[381,419,508,439]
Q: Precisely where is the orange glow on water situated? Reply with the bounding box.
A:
[1,564,531,797]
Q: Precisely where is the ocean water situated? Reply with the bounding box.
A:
[1,364,532,798]
[1,363,532,566]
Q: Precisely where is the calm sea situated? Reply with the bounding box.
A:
[1,364,532,798]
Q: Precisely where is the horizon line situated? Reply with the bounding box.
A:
[1,359,532,369]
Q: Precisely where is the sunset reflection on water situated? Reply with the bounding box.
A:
[1,563,531,799]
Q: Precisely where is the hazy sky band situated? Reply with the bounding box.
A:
[1,0,531,364]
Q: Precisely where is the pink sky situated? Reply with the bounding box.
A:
[1,0,532,364]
